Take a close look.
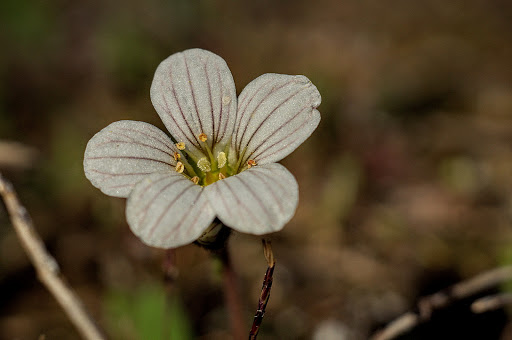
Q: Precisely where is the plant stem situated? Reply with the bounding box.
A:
[249,239,276,340]
[217,247,246,340]
[162,249,179,288]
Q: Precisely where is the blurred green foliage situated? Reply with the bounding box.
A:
[105,283,193,340]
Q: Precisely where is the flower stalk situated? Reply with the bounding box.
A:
[249,239,276,340]
[83,48,321,338]
[215,247,246,340]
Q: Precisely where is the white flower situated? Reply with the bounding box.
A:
[84,49,321,249]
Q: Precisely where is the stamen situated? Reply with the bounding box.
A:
[175,161,184,173]
[217,152,227,168]
[218,173,226,180]
[176,142,186,150]
[173,151,181,161]
[198,133,207,142]
[197,157,212,172]
[191,176,200,184]
[247,159,257,169]
[222,95,231,105]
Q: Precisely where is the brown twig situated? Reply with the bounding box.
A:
[0,141,38,169]
[370,265,512,340]
[249,239,276,340]
[472,293,512,313]
[0,172,106,340]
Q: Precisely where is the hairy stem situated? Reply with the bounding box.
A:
[249,239,275,340]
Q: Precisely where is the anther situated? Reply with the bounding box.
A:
[217,152,227,168]
[218,173,226,180]
[198,133,207,142]
[173,152,181,161]
[176,142,186,150]
[197,157,212,172]
[191,176,200,184]
[247,159,257,169]
[175,162,184,173]
[222,95,231,105]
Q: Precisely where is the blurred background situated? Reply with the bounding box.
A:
[2,0,512,339]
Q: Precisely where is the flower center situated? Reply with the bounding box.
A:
[171,133,236,186]
[171,133,259,186]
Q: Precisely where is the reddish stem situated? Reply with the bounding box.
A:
[249,264,274,339]
[249,239,276,340]
[218,248,246,340]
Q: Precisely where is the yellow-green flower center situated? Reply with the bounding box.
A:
[172,134,243,186]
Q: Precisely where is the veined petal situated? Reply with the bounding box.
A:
[150,49,237,157]
[126,172,215,248]
[204,163,298,235]
[234,74,321,166]
[84,120,177,198]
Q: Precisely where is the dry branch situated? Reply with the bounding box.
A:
[370,265,512,340]
[0,172,106,340]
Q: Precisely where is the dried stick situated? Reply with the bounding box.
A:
[472,293,512,313]
[249,239,275,340]
[370,265,512,340]
[0,172,106,340]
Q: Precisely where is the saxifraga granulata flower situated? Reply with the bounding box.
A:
[84,48,321,249]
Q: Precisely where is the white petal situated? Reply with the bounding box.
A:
[204,163,298,235]
[126,172,215,248]
[84,120,177,198]
[234,74,321,166]
[150,49,237,157]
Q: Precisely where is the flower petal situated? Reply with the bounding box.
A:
[234,74,321,166]
[126,172,215,248]
[150,48,237,156]
[84,120,177,198]
[204,163,298,235]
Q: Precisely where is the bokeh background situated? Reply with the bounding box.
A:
[2,0,512,339]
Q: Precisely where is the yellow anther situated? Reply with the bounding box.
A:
[176,142,186,150]
[222,95,231,105]
[218,173,226,180]
[191,176,200,184]
[247,159,257,169]
[198,133,207,142]
[197,157,212,172]
[217,152,227,168]
[175,161,184,173]
[173,151,181,161]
